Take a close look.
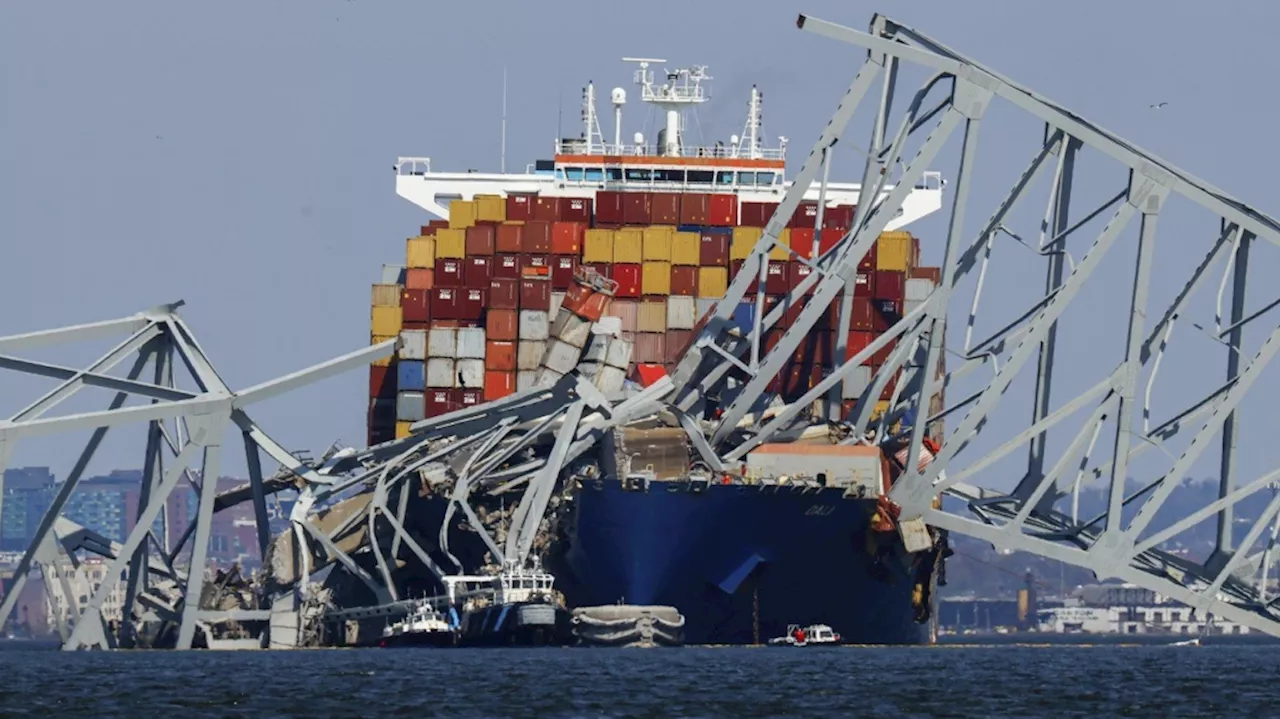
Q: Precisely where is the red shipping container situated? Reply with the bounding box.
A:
[651,193,681,225]
[519,276,552,310]
[564,283,610,322]
[494,253,523,280]
[791,262,814,292]
[401,289,430,324]
[420,219,448,235]
[506,194,535,222]
[873,299,903,332]
[788,201,820,229]
[859,242,878,271]
[845,330,876,364]
[435,258,464,287]
[369,365,395,398]
[729,260,760,294]
[633,332,667,364]
[485,340,517,371]
[465,225,496,255]
[790,229,816,259]
[707,194,738,227]
[623,192,653,225]
[459,288,487,321]
[522,221,552,253]
[496,224,523,254]
[533,196,561,223]
[666,329,693,363]
[764,262,790,296]
[583,262,613,280]
[522,254,551,275]
[818,229,846,256]
[551,222,585,255]
[670,266,698,296]
[794,331,834,366]
[824,205,855,231]
[487,308,518,341]
[464,257,492,288]
[679,193,709,226]
[551,256,578,290]
[431,288,459,320]
[613,264,642,298]
[699,232,730,266]
[596,191,625,225]
[873,270,905,301]
[489,278,520,309]
[848,297,876,331]
[911,266,942,284]
[561,197,593,224]
[458,388,483,410]
[425,389,456,418]
[773,295,802,330]
[871,336,897,366]
[484,370,516,400]
[405,268,434,291]
[854,271,873,298]
[740,202,777,228]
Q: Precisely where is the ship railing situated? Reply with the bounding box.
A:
[395,156,432,176]
[915,171,943,191]
[555,140,785,161]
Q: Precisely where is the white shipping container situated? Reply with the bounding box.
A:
[906,277,936,302]
[576,360,602,378]
[550,291,566,318]
[396,391,425,422]
[696,298,718,321]
[666,296,697,330]
[517,341,547,371]
[594,365,627,394]
[592,316,623,337]
[399,329,427,361]
[542,338,583,375]
[905,299,925,317]
[519,310,550,341]
[582,334,610,364]
[427,327,457,359]
[536,367,563,387]
[426,358,456,388]
[456,327,487,360]
[550,309,593,348]
[604,337,634,369]
[457,359,485,388]
[517,370,539,392]
[381,264,406,285]
[842,364,873,400]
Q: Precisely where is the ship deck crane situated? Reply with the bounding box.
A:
[4,11,1280,650]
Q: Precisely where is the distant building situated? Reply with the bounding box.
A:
[1,467,57,552]
[1037,583,1252,636]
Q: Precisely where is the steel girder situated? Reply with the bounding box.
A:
[665,14,1280,636]
[0,302,395,649]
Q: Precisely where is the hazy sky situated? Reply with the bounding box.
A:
[2,0,1277,493]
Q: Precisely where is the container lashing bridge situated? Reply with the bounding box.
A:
[2,11,1280,648]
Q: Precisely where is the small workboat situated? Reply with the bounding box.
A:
[379,602,457,648]
[767,623,841,647]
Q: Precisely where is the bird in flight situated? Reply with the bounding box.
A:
[1149,102,1169,110]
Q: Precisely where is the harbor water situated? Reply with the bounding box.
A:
[1,639,1275,717]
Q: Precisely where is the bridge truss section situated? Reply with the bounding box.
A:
[0,302,394,649]
[668,14,1280,635]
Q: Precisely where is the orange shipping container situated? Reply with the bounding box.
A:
[485,340,517,371]
[483,370,517,401]
[496,223,523,253]
[406,268,435,291]
[551,222,585,255]
[486,308,518,341]
[465,225,496,255]
[642,262,672,295]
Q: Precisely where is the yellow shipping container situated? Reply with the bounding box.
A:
[671,231,700,266]
[877,231,913,272]
[435,228,467,259]
[698,267,729,298]
[731,227,762,260]
[871,400,891,421]
[642,261,672,295]
[371,306,403,337]
[371,283,401,307]
[614,228,644,264]
[371,334,397,367]
[770,228,792,262]
[582,229,615,263]
[475,194,506,223]
[395,421,413,439]
[406,236,436,268]
[448,200,477,229]
[643,226,673,262]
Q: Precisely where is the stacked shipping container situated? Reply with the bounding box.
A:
[367,191,942,446]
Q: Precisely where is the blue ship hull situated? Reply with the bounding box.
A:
[551,480,931,645]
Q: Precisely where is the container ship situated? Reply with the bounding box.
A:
[367,60,949,644]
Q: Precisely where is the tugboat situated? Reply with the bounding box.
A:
[767,624,842,647]
[446,560,575,647]
[379,602,458,648]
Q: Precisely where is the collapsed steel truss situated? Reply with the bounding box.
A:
[668,14,1280,634]
[0,302,395,649]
